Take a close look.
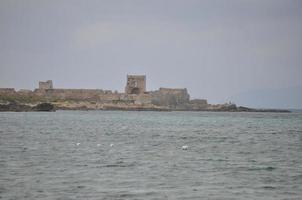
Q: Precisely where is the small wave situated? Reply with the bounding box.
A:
[238,151,251,155]
[98,162,137,168]
[74,164,88,167]
[105,190,161,199]
[200,158,229,162]
[247,166,276,171]
[291,174,302,181]
[262,185,276,190]
[151,134,160,138]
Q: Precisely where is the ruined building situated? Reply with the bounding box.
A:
[0,75,285,112]
[0,75,202,110]
[39,80,53,90]
[125,75,146,94]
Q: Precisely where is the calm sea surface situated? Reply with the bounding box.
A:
[0,111,302,200]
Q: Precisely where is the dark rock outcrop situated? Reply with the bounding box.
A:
[237,106,290,113]
[0,102,55,112]
[0,102,32,112]
[32,103,55,111]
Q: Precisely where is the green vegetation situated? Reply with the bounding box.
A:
[0,94,45,104]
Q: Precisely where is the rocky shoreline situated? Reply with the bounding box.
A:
[0,102,55,112]
[0,101,290,112]
[0,76,291,113]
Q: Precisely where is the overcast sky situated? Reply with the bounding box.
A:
[1,0,302,106]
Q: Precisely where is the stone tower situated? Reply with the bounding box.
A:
[125,75,146,94]
[39,80,53,90]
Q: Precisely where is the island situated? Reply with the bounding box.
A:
[0,75,290,112]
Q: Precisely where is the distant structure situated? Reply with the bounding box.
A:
[39,80,53,90]
[0,88,15,94]
[1,75,198,109]
[0,74,288,112]
[125,75,146,94]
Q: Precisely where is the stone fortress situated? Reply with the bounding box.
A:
[0,75,210,110]
[1,75,289,112]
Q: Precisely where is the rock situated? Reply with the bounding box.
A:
[32,103,55,111]
[0,102,55,112]
[237,106,290,113]
[0,102,31,112]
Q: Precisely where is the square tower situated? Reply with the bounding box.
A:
[125,75,146,94]
[39,80,53,90]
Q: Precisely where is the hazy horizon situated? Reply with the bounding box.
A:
[1,0,302,109]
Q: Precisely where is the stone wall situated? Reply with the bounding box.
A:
[39,80,53,90]
[188,99,208,110]
[18,89,33,94]
[133,94,152,105]
[0,76,196,108]
[33,88,153,105]
[190,99,208,105]
[0,88,16,94]
[150,88,190,108]
[34,88,120,102]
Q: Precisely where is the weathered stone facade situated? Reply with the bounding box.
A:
[150,88,190,108]
[0,88,16,94]
[39,80,53,90]
[125,75,146,94]
[0,75,291,112]
[0,75,196,109]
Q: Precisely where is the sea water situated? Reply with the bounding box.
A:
[0,111,302,199]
